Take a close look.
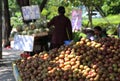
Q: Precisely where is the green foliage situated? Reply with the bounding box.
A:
[10,12,23,28]
[29,0,42,5]
[83,15,120,26]
[41,9,48,16]
[8,0,120,29]
[102,0,120,15]
[80,0,101,6]
[8,0,23,28]
[46,6,58,20]
[73,32,86,42]
[82,15,120,35]
[8,0,20,16]
[42,0,72,20]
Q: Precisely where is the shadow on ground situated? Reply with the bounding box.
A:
[0,62,15,81]
[0,48,23,81]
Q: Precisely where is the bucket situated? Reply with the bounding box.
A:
[64,40,72,45]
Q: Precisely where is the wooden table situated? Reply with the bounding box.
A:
[33,32,51,53]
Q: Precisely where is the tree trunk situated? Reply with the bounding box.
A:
[95,5,106,17]
[16,0,30,7]
[40,0,48,12]
[3,0,12,47]
[0,0,2,59]
[88,7,93,28]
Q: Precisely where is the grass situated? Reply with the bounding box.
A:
[106,14,120,23]
[82,14,120,35]
[82,14,120,27]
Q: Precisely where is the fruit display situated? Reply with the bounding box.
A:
[16,19,50,36]
[15,37,120,81]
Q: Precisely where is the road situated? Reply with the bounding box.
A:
[0,48,23,81]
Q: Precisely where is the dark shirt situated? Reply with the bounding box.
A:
[47,14,73,45]
[94,33,108,40]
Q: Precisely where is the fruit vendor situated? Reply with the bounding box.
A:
[47,6,73,49]
[93,26,108,40]
[82,28,95,40]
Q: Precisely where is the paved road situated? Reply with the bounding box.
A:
[0,48,24,81]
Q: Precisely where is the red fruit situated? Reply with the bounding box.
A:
[20,54,24,57]
[6,46,11,49]
[63,75,68,79]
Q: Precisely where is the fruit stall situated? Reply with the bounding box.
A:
[10,21,52,54]
[12,37,120,81]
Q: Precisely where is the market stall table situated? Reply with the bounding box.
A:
[9,32,51,55]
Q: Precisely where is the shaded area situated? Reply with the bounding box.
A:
[0,48,23,81]
[0,64,15,81]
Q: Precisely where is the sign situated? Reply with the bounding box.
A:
[22,5,40,20]
[71,9,82,31]
[14,35,34,52]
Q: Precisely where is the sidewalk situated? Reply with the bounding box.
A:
[0,48,24,81]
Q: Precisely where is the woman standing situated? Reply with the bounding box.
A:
[47,6,73,49]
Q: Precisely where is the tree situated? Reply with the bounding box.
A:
[41,0,76,20]
[3,0,12,47]
[79,0,105,27]
[2,0,48,48]
[40,0,48,12]
[102,0,120,15]
[0,0,2,59]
